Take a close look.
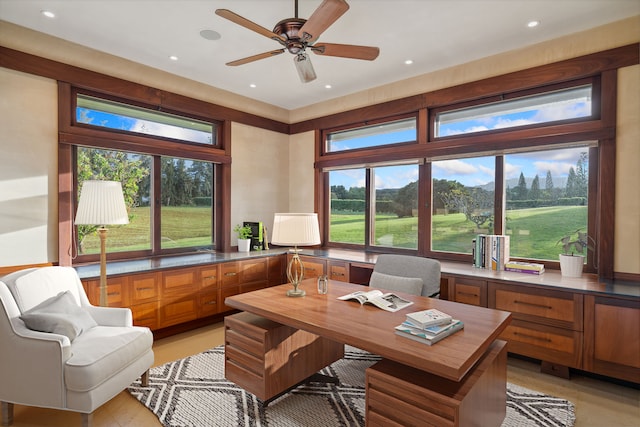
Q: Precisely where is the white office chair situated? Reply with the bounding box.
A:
[0,266,154,427]
[369,254,441,297]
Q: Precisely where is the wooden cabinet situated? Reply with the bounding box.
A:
[448,276,487,307]
[297,255,326,279]
[267,255,285,286]
[583,295,640,383]
[489,282,583,369]
[83,275,129,307]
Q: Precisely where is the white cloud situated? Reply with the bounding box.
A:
[433,159,478,176]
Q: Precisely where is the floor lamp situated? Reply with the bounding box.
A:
[271,213,321,297]
[74,180,129,307]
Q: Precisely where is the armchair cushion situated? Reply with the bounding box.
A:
[20,291,97,341]
[369,271,424,296]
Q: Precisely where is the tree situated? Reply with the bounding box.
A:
[530,174,541,200]
[330,185,347,200]
[514,172,528,200]
[393,181,418,218]
[440,187,493,229]
[432,179,465,213]
[544,170,555,200]
[575,152,588,199]
[77,148,150,253]
[565,167,578,197]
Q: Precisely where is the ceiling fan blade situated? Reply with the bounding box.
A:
[215,9,285,42]
[226,49,285,66]
[294,53,317,83]
[299,0,349,43]
[311,43,380,60]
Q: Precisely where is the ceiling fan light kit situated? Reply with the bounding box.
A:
[215,0,379,83]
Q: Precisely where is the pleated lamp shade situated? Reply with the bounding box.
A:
[75,180,129,226]
[271,213,321,246]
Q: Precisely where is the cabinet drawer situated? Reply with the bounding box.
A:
[162,269,197,294]
[130,273,159,303]
[84,276,128,307]
[267,255,285,285]
[220,284,240,312]
[239,258,268,283]
[500,319,582,368]
[159,296,198,328]
[221,262,240,286]
[198,290,219,318]
[490,283,583,330]
[200,266,219,290]
[297,255,326,279]
[452,278,487,307]
[329,261,349,282]
[130,301,158,330]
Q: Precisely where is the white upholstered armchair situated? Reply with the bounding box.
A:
[0,266,153,427]
[369,254,441,297]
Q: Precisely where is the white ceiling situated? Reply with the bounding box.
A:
[1,0,638,110]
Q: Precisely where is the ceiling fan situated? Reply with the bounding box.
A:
[215,0,380,83]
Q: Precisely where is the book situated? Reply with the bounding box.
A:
[504,261,545,275]
[405,308,452,329]
[337,289,414,312]
[472,234,510,271]
[395,319,464,345]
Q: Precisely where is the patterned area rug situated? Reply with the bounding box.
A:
[128,345,575,427]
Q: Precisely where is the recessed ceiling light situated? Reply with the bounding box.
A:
[404,59,413,65]
[249,83,257,88]
[41,10,55,18]
[200,29,221,41]
[527,20,540,28]
[169,55,178,61]
[325,84,332,89]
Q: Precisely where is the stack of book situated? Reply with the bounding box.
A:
[472,235,510,271]
[504,261,545,275]
[394,308,464,345]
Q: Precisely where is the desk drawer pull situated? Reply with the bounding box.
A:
[513,332,552,343]
[107,291,120,296]
[137,287,153,291]
[332,272,345,277]
[204,275,217,280]
[514,300,552,310]
[224,272,237,276]
[205,300,217,305]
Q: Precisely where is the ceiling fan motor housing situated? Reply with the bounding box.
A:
[273,18,309,54]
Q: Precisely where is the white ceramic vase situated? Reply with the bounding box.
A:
[559,254,584,277]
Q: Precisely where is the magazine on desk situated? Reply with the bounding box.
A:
[337,289,414,312]
[395,319,464,345]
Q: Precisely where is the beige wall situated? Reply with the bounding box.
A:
[0,68,58,265]
[615,65,640,274]
[230,123,289,244]
[0,17,638,274]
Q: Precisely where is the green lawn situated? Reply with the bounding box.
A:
[81,205,588,262]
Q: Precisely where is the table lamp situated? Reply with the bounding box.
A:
[75,180,129,306]
[271,213,321,297]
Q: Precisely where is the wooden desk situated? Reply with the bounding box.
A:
[225,279,511,382]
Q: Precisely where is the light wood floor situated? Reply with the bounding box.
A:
[4,322,639,427]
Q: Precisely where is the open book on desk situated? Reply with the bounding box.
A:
[337,289,414,312]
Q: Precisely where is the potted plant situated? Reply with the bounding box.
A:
[556,229,594,277]
[234,224,253,252]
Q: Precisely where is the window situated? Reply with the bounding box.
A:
[435,85,592,137]
[326,116,416,153]
[432,156,495,254]
[76,93,216,145]
[69,91,220,262]
[328,163,419,250]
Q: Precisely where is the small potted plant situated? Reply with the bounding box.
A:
[556,229,594,277]
[234,224,253,252]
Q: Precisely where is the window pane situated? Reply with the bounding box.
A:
[77,94,216,145]
[436,85,592,137]
[160,157,213,249]
[505,147,589,261]
[326,117,416,152]
[432,156,495,253]
[329,169,366,244]
[372,164,419,249]
[76,147,151,255]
